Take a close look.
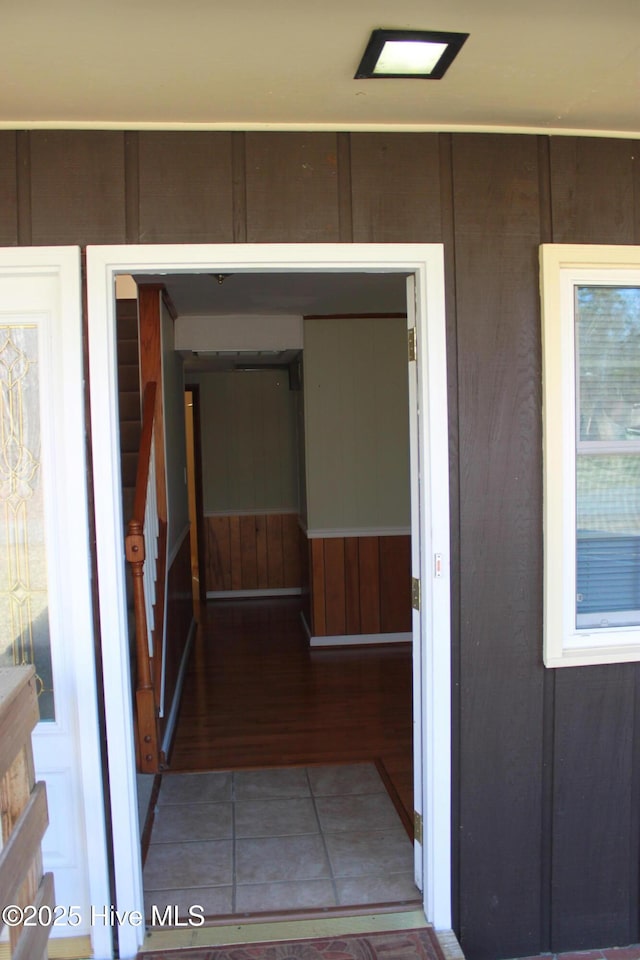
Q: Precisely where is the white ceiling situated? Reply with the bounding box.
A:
[2,0,638,135]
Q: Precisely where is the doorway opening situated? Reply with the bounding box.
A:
[87,243,451,960]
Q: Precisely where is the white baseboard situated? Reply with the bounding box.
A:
[207,587,302,600]
[300,611,410,647]
[310,631,411,648]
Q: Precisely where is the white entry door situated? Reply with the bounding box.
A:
[0,248,112,958]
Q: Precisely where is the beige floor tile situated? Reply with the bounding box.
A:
[158,772,232,805]
[144,839,233,889]
[235,834,331,884]
[324,828,414,878]
[315,791,403,833]
[235,797,319,838]
[335,872,421,906]
[146,885,234,921]
[233,767,310,800]
[308,763,383,796]
[151,802,233,843]
[235,878,337,913]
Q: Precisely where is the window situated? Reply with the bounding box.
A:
[541,245,640,666]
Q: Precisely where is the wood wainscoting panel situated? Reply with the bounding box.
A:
[205,513,302,596]
[308,534,411,638]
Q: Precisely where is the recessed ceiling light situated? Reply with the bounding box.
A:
[355,29,469,79]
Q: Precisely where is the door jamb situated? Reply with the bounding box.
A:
[86,243,451,959]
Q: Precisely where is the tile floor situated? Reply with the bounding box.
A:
[143,762,420,921]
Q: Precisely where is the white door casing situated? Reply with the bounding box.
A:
[86,243,452,959]
[0,248,112,958]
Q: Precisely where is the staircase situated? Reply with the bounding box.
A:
[116,298,142,523]
[116,298,142,731]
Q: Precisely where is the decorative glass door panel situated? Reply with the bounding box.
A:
[0,321,54,719]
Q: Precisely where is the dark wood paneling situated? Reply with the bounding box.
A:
[307,534,411,638]
[29,131,126,244]
[5,126,640,959]
[324,538,346,636]
[266,514,284,587]
[344,538,361,634]
[282,514,301,586]
[204,513,302,593]
[453,133,544,960]
[549,137,636,244]
[358,537,381,635]
[551,666,635,951]
[379,536,411,633]
[138,132,234,243]
[310,538,326,635]
[245,133,340,242]
[350,133,442,242]
[0,132,17,245]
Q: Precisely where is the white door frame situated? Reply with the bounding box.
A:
[0,247,112,959]
[86,243,451,960]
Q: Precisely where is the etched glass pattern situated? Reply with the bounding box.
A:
[0,323,54,719]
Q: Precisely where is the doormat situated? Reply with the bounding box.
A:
[139,927,443,960]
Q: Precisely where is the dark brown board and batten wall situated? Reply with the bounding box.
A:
[1,129,640,960]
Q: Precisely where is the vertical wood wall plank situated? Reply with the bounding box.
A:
[211,516,232,591]
[379,536,411,633]
[350,133,442,242]
[0,133,18,245]
[344,538,361,635]
[438,131,462,935]
[323,538,346,636]
[124,132,140,243]
[240,516,258,589]
[282,514,301,587]
[138,132,234,243]
[549,137,636,244]
[231,132,248,243]
[266,514,284,588]
[245,133,340,241]
[310,539,326,636]
[551,666,635,951]
[29,131,126,244]
[336,132,353,242]
[229,516,242,590]
[255,516,269,589]
[358,537,381,634]
[453,133,544,960]
[548,135,640,952]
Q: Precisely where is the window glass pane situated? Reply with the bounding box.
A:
[0,323,54,720]
[576,454,640,627]
[576,286,640,441]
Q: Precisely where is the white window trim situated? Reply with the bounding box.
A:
[540,243,640,667]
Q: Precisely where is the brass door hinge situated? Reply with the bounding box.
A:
[414,810,423,845]
[411,577,421,611]
[408,327,417,362]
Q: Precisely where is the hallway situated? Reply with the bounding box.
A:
[143,598,416,920]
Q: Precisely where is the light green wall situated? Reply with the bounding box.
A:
[197,369,299,514]
[162,297,190,553]
[303,315,410,532]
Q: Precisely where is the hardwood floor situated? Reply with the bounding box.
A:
[169,598,414,832]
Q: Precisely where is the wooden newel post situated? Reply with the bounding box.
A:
[125,522,159,773]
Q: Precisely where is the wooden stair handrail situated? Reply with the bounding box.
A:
[125,380,161,772]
